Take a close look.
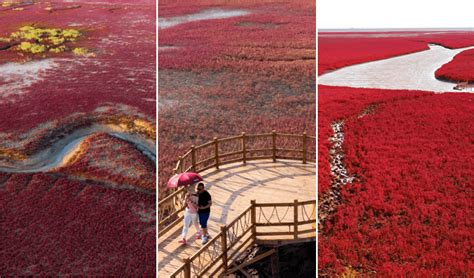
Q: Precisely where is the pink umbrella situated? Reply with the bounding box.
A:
[167,172,203,188]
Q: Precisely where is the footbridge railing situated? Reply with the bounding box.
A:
[158,131,316,237]
[170,199,316,278]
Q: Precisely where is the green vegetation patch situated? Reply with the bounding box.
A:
[1,25,94,57]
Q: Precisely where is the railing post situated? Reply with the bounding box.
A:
[174,187,181,210]
[191,145,196,172]
[302,132,307,164]
[251,200,257,241]
[184,257,191,278]
[241,132,246,164]
[272,130,276,162]
[293,199,298,239]
[214,137,219,169]
[178,156,183,173]
[312,202,317,230]
[220,225,228,271]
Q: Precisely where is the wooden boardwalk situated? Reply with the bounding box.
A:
[158,159,316,277]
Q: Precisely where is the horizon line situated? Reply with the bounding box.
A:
[319,27,474,32]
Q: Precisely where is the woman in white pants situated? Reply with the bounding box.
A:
[178,186,200,245]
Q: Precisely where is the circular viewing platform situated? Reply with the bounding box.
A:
[158,132,316,277]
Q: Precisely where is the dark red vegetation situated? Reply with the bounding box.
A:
[317,86,430,194]
[319,30,474,276]
[0,1,156,275]
[159,1,315,196]
[318,32,474,75]
[0,172,155,276]
[0,0,155,133]
[318,85,474,275]
[159,1,314,75]
[59,133,155,190]
[435,48,474,83]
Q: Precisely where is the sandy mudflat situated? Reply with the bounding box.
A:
[319,44,474,93]
[0,59,59,99]
[158,8,250,29]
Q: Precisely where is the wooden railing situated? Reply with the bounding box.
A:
[170,199,316,278]
[158,131,316,237]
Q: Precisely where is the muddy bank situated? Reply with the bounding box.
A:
[1,109,155,158]
[0,124,155,173]
[318,120,355,231]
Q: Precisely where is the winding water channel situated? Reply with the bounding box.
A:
[0,124,155,173]
[319,44,474,93]
[158,8,250,29]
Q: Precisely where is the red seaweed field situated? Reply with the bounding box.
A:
[318,33,474,276]
[0,0,155,275]
[158,0,315,197]
[319,31,474,75]
[436,48,474,83]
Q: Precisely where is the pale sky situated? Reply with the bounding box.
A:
[318,0,474,29]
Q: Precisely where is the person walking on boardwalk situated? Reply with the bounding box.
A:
[197,182,212,244]
[178,185,200,245]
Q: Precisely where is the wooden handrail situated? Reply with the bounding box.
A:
[245,133,273,138]
[160,132,316,233]
[169,199,316,278]
[226,205,252,228]
[158,186,187,237]
[170,131,315,177]
[218,134,243,142]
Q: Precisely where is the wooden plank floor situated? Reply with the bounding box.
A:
[158,159,316,277]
